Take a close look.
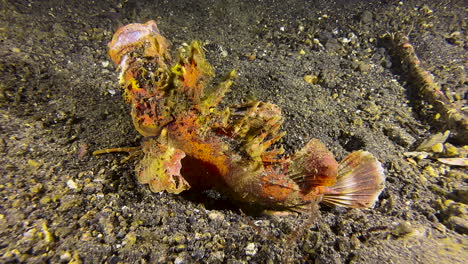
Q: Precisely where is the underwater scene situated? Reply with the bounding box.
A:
[0,0,466,263]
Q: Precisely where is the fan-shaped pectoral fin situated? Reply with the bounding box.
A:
[136,139,190,194]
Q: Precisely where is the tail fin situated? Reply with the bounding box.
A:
[322,151,385,208]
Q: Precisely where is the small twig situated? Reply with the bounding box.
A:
[93,147,142,163]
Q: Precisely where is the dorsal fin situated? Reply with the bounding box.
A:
[171,41,214,104]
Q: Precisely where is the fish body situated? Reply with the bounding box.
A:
[104,21,386,212]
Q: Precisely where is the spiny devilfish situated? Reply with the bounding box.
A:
[97,20,385,212]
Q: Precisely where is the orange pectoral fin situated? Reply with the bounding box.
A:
[287,139,338,192]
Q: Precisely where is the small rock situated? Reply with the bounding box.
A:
[60,251,72,262]
[446,31,464,46]
[174,256,185,264]
[172,233,187,244]
[424,165,438,177]
[123,231,137,246]
[446,216,468,234]
[42,221,54,243]
[357,61,371,73]
[448,189,468,204]
[67,179,78,190]
[174,244,187,253]
[392,221,414,237]
[83,183,97,194]
[325,38,341,53]
[431,143,444,153]
[23,228,37,240]
[211,251,225,261]
[384,126,416,147]
[246,53,256,61]
[39,196,51,204]
[208,211,224,222]
[444,143,459,156]
[58,195,82,211]
[359,10,373,24]
[30,183,43,194]
[303,75,318,84]
[245,242,258,256]
[28,159,42,171]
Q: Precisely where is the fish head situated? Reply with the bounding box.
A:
[108,20,170,65]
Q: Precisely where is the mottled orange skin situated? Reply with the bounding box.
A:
[108,21,341,211]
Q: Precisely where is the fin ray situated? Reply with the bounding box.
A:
[322,151,385,208]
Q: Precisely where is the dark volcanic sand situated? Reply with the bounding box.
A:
[0,0,467,263]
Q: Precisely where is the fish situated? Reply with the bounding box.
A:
[98,20,386,212]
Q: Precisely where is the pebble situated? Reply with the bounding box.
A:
[67,179,78,189]
[174,256,185,264]
[245,242,258,256]
[208,211,224,222]
[83,183,97,194]
[360,10,373,24]
[303,75,318,84]
[431,143,444,153]
[211,251,225,261]
[392,221,414,237]
[447,216,468,234]
[172,233,187,244]
[444,144,459,156]
[358,61,371,73]
[384,126,416,147]
[449,189,468,204]
[60,251,72,262]
[123,232,137,246]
